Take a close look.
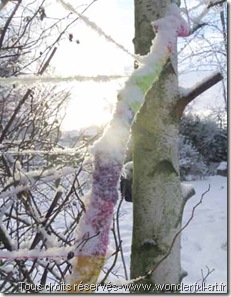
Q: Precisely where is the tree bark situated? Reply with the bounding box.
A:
[131,61,183,291]
[131,2,182,291]
[131,1,223,292]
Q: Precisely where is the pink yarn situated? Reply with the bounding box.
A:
[177,20,191,37]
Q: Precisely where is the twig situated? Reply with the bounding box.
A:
[193,265,215,293]
[116,197,129,280]
[207,0,226,9]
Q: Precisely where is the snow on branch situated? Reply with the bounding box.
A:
[4,166,76,187]
[180,71,223,102]
[0,74,128,86]
[0,148,81,156]
[0,166,76,199]
[207,0,226,9]
[0,246,73,260]
[173,72,223,119]
[57,0,139,62]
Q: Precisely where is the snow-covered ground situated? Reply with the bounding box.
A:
[100,175,227,293]
[181,176,227,292]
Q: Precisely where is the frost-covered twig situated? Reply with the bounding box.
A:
[193,265,215,293]
[0,247,72,260]
[116,198,129,280]
[0,74,128,86]
[100,196,129,284]
[0,166,77,199]
[57,0,139,62]
[0,148,78,156]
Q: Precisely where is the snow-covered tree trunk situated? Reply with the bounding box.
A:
[130,0,222,292]
[131,65,182,290]
[131,1,182,290]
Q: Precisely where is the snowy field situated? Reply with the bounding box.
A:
[99,175,227,293]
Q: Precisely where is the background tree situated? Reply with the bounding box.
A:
[180,113,227,165]
[179,134,207,180]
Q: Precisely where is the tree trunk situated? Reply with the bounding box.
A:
[131,64,182,291]
[133,0,169,55]
[130,0,223,292]
[131,0,182,291]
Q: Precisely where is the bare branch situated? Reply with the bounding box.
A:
[0,0,22,48]
[207,0,226,9]
[181,72,223,103]
[38,47,57,75]
[193,265,215,293]
[116,197,129,280]
[172,72,223,119]
[191,22,207,34]
[0,89,32,143]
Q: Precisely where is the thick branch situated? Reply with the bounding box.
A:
[181,72,223,103]
[38,47,57,75]
[207,0,226,9]
[191,23,207,34]
[172,72,223,119]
